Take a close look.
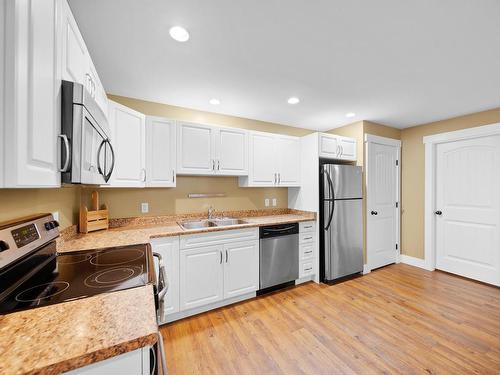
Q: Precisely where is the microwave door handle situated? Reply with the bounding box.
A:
[58,134,71,172]
[104,140,115,183]
[153,252,169,301]
[97,139,106,177]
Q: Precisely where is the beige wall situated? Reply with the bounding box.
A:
[400,107,500,259]
[0,186,80,229]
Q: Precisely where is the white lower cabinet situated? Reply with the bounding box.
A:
[223,241,259,299]
[163,228,260,319]
[180,244,225,310]
[64,347,150,375]
[298,221,317,279]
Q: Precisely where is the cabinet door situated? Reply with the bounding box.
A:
[180,245,224,310]
[277,136,301,186]
[223,240,259,299]
[146,117,176,187]
[215,127,248,175]
[152,238,180,321]
[108,100,146,187]
[318,133,340,159]
[3,0,60,187]
[339,137,357,161]
[177,122,216,175]
[60,0,87,85]
[246,132,276,186]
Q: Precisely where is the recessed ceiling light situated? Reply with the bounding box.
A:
[287,97,300,105]
[345,112,356,118]
[169,26,190,42]
[209,98,220,105]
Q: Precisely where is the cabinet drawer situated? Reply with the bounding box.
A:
[299,221,315,233]
[300,261,314,278]
[299,233,315,244]
[300,243,314,261]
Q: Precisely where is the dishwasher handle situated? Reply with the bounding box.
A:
[260,223,299,239]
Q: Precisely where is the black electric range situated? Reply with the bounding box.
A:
[0,214,156,315]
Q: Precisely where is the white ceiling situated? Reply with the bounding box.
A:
[68,0,500,130]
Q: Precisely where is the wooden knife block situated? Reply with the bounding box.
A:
[79,191,109,233]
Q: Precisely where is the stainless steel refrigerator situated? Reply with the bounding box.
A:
[320,164,363,282]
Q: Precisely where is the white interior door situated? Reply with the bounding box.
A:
[367,137,400,270]
[435,135,500,286]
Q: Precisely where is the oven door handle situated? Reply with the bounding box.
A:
[153,252,169,302]
[157,331,168,375]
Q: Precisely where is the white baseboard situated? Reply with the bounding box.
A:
[362,264,371,274]
[400,254,433,271]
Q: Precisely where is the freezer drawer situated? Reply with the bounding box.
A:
[323,199,363,280]
[259,234,299,289]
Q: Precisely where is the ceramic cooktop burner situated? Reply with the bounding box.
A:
[15,281,70,303]
[84,266,144,288]
[90,248,144,266]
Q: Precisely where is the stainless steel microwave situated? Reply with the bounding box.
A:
[60,81,114,184]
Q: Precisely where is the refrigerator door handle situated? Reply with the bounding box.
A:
[324,169,335,230]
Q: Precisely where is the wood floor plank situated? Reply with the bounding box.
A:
[161,264,500,374]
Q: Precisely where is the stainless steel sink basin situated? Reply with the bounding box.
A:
[179,217,247,230]
[178,220,217,230]
[211,218,248,226]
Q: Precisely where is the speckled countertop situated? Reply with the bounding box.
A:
[57,208,316,253]
[0,285,158,375]
[0,209,315,374]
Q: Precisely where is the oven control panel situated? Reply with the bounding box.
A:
[0,214,59,269]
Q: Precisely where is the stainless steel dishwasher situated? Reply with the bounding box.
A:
[259,223,299,290]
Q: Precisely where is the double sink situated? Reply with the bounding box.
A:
[178,218,248,230]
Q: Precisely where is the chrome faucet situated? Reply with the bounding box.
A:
[208,206,215,219]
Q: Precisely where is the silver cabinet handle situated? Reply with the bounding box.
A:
[304,250,313,254]
[141,168,146,182]
[58,134,70,172]
[212,159,215,171]
[219,250,223,264]
[304,267,313,271]
[278,173,281,184]
[217,160,220,171]
[225,249,228,263]
[172,169,175,183]
[340,145,344,156]
[304,225,312,229]
[303,236,313,240]
[274,172,277,184]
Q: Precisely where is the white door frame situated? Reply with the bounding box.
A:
[364,134,401,272]
[423,122,500,271]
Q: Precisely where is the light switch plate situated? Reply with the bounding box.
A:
[272,198,277,207]
[265,198,270,207]
[51,211,59,222]
[141,203,149,213]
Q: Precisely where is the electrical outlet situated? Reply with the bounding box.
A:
[265,198,270,207]
[141,203,149,214]
[272,198,277,207]
[51,211,59,222]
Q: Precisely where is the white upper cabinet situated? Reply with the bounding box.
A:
[145,116,176,187]
[277,135,301,186]
[240,131,301,187]
[216,127,248,175]
[107,100,146,187]
[3,0,61,187]
[60,0,108,117]
[318,133,357,162]
[177,122,248,176]
[177,122,216,175]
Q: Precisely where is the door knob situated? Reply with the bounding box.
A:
[370,211,378,215]
[435,210,442,215]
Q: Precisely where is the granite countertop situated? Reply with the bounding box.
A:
[58,209,316,253]
[0,285,158,375]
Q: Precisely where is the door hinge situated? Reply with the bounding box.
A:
[396,160,399,166]
[395,202,398,208]
[395,244,398,250]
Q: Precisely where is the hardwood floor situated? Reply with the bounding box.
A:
[161,264,500,374]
